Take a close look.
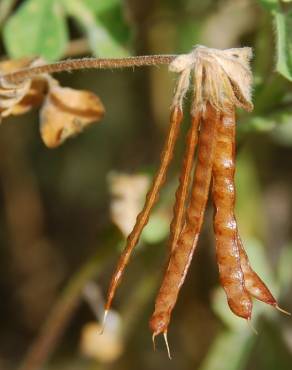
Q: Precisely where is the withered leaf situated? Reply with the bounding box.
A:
[0,58,46,118]
[39,85,105,148]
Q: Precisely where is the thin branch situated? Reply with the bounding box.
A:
[3,55,177,84]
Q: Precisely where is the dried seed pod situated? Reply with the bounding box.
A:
[149,103,219,337]
[104,106,183,313]
[168,111,201,253]
[237,234,276,305]
[238,236,291,315]
[212,107,252,320]
[103,65,194,315]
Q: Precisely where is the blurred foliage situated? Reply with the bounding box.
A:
[0,1,292,370]
[259,0,292,81]
[2,0,131,60]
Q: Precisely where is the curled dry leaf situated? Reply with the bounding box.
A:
[0,57,105,147]
[39,84,105,148]
[0,58,46,118]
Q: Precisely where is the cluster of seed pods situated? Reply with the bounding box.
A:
[104,46,289,357]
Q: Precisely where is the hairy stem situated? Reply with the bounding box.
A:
[3,55,177,84]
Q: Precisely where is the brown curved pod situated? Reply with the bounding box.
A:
[149,104,218,337]
[105,106,183,312]
[212,107,252,320]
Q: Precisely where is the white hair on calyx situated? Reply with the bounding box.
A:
[169,45,253,114]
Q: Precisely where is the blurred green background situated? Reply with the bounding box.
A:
[1,0,292,369]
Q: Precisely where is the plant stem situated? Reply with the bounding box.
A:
[3,55,177,84]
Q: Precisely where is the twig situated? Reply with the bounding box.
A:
[3,55,177,84]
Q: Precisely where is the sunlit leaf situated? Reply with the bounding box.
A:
[3,0,68,61]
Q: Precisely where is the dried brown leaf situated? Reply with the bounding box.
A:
[0,57,35,74]
[0,58,46,118]
[39,84,105,148]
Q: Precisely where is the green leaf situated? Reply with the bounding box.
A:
[87,17,129,57]
[3,0,68,61]
[62,0,129,57]
[258,1,292,81]
[82,0,120,14]
[258,0,279,11]
[97,4,131,46]
[275,9,292,81]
